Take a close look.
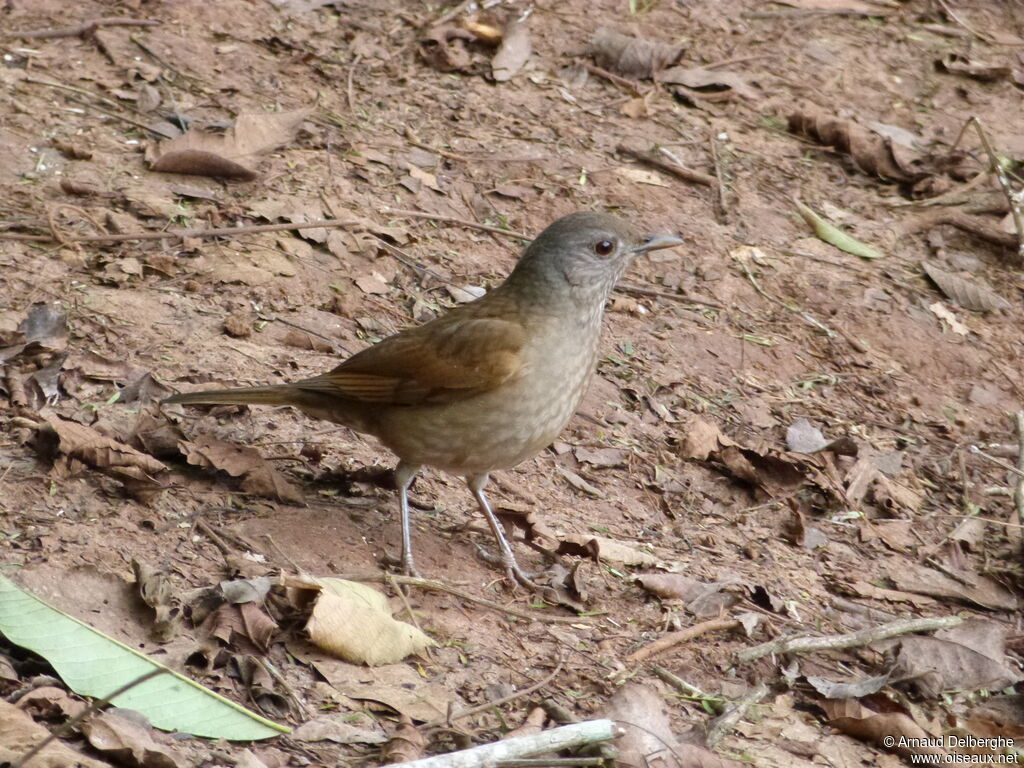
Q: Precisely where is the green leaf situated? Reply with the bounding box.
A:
[794,198,886,259]
[0,575,288,740]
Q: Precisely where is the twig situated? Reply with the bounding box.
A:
[422,654,564,729]
[582,62,644,95]
[651,665,715,701]
[7,17,159,39]
[935,0,994,41]
[963,117,1024,262]
[381,208,531,240]
[388,720,620,768]
[0,217,362,244]
[969,445,1024,479]
[705,683,770,748]
[615,143,717,188]
[338,573,590,624]
[431,0,477,27]
[898,210,1018,253]
[405,126,470,162]
[737,615,962,663]
[616,281,723,309]
[709,133,729,221]
[12,668,165,768]
[1015,411,1024,542]
[625,618,740,663]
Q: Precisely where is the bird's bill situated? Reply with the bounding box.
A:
[633,234,684,254]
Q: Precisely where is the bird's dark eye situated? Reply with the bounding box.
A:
[594,239,615,257]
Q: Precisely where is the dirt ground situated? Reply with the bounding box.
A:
[2,0,1023,766]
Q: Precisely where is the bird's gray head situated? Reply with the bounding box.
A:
[507,211,683,306]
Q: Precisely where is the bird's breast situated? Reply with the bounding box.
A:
[375,315,603,475]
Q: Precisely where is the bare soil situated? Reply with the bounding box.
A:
[2,0,1023,766]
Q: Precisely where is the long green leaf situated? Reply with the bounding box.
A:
[0,575,288,740]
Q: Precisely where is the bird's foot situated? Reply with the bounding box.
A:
[381,551,425,581]
[474,543,551,592]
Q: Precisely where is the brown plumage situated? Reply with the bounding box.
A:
[164,211,682,587]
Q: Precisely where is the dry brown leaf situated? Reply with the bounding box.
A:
[887,620,1022,697]
[149,109,310,180]
[0,700,108,768]
[1,303,67,363]
[886,562,1018,611]
[604,684,743,767]
[559,534,657,567]
[636,573,739,617]
[291,716,387,744]
[938,53,1013,82]
[789,111,914,181]
[381,717,426,763]
[807,673,891,699]
[588,27,682,79]
[922,262,1011,311]
[820,698,946,760]
[82,709,186,768]
[179,435,302,503]
[574,446,628,467]
[928,302,969,335]
[660,66,761,100]
[786,418,828,453]
[303,578,434,665]
[678,413,733,460]
[843,579,936,607]
[491,16,531,81]
[38,414,166,501]
[420,25,474,72]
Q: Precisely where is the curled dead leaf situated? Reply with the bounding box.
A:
[149,109,310,180]
[588,27,682,79]
[922,262,1010,311]
[491,16,531,82]
[179,435,302,503]
[302,578,435,665]
[36,415,166,502]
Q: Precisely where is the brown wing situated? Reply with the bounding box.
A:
[290,312,527,406]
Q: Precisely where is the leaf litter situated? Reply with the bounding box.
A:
[2,0,1024,765]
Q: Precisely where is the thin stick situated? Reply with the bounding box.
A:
[7,17,160,39]
[421,654,564,729]
[935,0,994,41]
[737,615,962,663]
[969,445,1024,479]
[12,668,165,768]
[705,683,770,748]
[0,217,361,244]
[1015,411,1024,541]
[709,133,729,220]
[338,573,590,625]
[616,144,718,188]
[582,62,644,95]
[381,208,531,240]
[966,117,1024,262]
[616,281,723,309]
[625,618,739,663]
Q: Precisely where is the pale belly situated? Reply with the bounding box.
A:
[374,340,597,475]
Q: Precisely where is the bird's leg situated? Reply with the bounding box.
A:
[467,474,541,590]
[394,461,423,579]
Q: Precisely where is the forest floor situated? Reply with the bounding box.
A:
[1,0,1023,766]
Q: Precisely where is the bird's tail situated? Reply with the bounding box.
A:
[163,385,297,407]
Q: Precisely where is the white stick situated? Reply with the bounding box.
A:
[385,720,621,768]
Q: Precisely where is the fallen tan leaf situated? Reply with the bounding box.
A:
[149,109,310,180]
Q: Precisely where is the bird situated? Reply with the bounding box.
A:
[163,211,682,588]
